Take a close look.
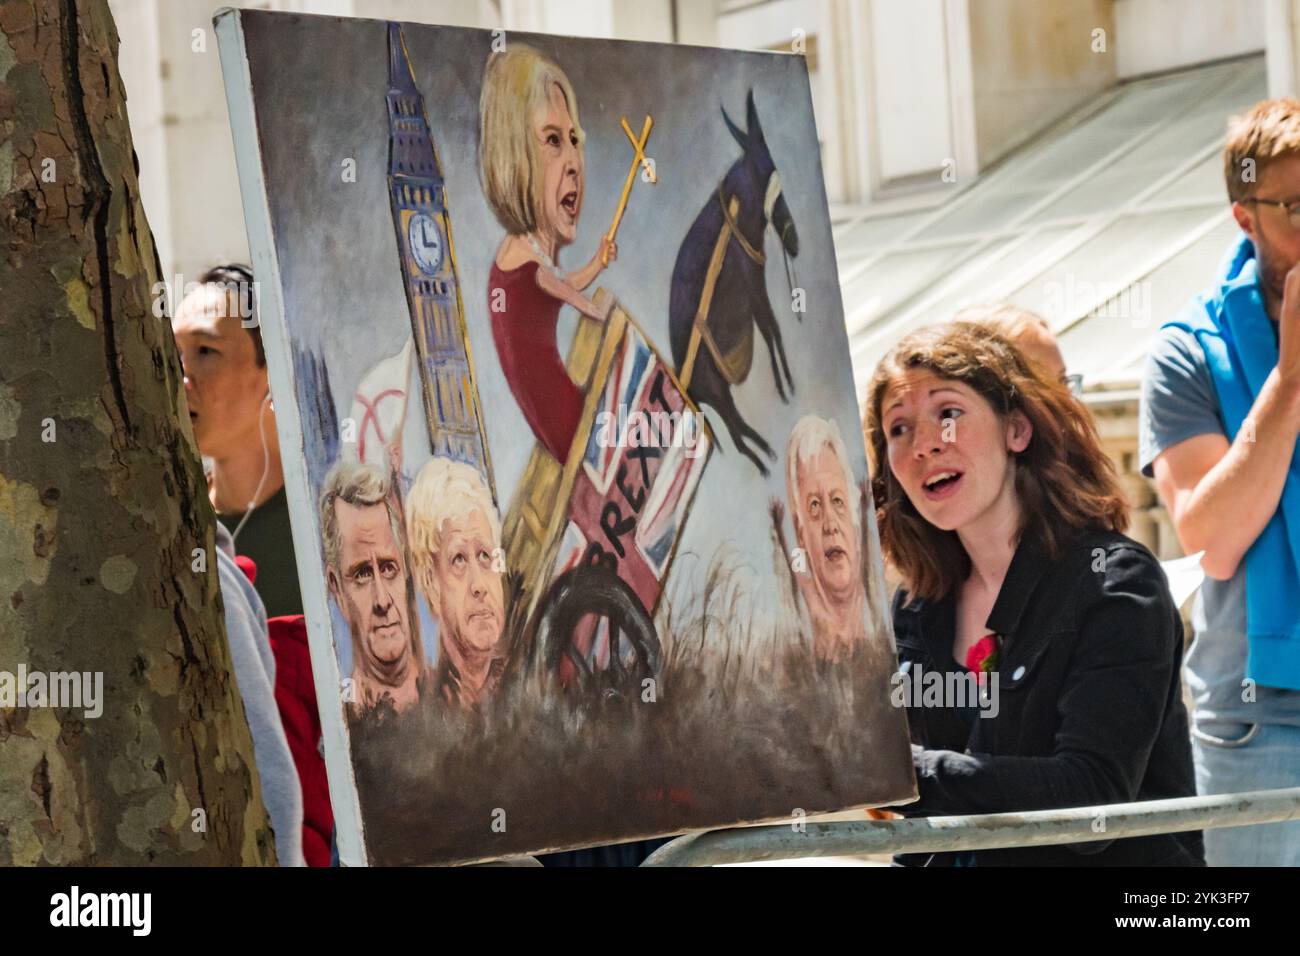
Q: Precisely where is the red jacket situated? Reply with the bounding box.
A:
[234,556,334,865]
[266,615,335,867]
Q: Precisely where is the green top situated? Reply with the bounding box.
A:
[219,485,303,618]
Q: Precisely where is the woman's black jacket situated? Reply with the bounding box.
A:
[891,528,1205,866]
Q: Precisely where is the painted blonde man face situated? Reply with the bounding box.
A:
[429,505,504,657]
[408,458,506,703]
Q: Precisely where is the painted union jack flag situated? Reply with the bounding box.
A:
[637,437,708,577]
[582,329,653,494]
[567,321,711,612]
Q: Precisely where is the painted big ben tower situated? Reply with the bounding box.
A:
[386,23,495,497]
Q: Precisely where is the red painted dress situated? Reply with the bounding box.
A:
[489,259,584,464]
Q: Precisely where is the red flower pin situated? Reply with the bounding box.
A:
[965,633,1001,674]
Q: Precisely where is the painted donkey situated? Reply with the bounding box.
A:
[669,89,800,477]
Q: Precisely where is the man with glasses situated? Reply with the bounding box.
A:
[1140,99,1300,865]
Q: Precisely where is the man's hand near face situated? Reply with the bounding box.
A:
[1278,263,1300,399]
[1154,245,1300,581]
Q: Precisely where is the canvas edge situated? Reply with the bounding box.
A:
[212,6,371,866]
[774,46,920,806]
[782,50,920,809]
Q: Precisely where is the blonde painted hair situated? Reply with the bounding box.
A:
[407,457,502,613]
[1224,98,1300,203]
[479,44,585,236]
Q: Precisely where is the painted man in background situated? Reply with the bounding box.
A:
[785,415,868,662]
[407,458,506,708]
[320,459,429,718]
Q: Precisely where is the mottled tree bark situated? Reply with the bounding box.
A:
[0,0,274,864]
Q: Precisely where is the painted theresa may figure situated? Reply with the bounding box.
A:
[479,44,617,465]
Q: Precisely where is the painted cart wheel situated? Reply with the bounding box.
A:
[534,564,660,698]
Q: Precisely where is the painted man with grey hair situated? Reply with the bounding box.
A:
[785,415,868,662]
[319,459,429,718]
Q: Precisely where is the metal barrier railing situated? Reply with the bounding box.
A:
[640,787,1300,866]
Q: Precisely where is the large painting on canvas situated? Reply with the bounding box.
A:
[216,9,914,865]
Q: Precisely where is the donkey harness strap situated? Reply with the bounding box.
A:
[681,192,761,390]
[718,186,765,266]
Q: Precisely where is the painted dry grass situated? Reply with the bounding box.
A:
[349,546,912,866]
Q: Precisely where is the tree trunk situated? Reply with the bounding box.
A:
[0,0,274,864]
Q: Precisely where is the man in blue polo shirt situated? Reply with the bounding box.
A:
[1140,98,1300,865]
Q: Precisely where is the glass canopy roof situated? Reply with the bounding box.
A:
[840,56,1267,403]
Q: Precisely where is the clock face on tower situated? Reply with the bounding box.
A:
[407,211,443,275]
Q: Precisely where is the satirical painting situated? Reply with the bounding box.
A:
[217,10,914,865]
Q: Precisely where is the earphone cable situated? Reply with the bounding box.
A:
[231,393,272,545]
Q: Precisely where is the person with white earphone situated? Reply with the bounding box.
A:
[171,264,302,617]
[171,264,312,865]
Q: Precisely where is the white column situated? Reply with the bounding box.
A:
[155,0,252,281]
[864,0,957,189]
[108,0,174,276]
[819,0,872,204]
[1266,0,1300,97]
[943,0,979,186]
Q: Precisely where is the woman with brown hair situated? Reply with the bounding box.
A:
[865,321,1203,866]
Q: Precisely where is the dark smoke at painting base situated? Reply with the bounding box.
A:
[349,635,909,866]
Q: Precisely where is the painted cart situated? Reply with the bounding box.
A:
[502,289,713,694]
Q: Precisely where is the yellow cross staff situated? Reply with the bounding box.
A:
[620,117,657,182]
[603,114,656,265]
